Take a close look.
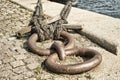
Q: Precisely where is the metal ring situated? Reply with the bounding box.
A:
[28,31,74,56]
[45,48,102,74]
[51,41,66,60]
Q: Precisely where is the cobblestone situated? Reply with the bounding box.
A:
[0,78,9,80]
[0,0,31,36]
[13,53,27,60]
[0,70,15,78]
[9,46,22,53]
[19,48,27,54]
[6,50,16,57]
[7,37,16,41]
[0,63,12,71]
[26,78,37,80]
[27,62,40,70]
[13,66,28,74]
[77,77,86,80]
[23,57,38,64]
[10,60,25,68]
[40,74,52,79]
[54,77,69,80]
[10,74,24,80]
[2,57,15,63]
[0,51,8,60]
[22,71,35,79]
[0,60,2,65]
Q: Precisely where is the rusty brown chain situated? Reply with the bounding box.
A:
[16,0,102,74]
[29,0,70,41]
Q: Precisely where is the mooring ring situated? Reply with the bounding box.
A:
[28,31,74,56]
[45,48,102,74]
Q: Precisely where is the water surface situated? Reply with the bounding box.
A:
[76,0,120,18]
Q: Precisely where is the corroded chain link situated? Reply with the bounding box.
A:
[29,0,71,41]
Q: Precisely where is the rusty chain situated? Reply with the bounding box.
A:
[16,0,102,74]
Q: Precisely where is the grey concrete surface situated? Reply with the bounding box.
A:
[0,0,120,80]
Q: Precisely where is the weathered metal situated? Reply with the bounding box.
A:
[45,47,102,74]
[16,1,81,38]
[28,31,74,56]
[16,24,82,38]
[16,0,102,74]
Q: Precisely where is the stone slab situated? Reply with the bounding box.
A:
[9,0,120,55]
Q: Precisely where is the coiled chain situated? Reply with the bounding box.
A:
[16,0,102,74]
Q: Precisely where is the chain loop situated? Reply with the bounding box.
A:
[45,48,102,74]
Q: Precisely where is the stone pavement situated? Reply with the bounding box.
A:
[0,0,120,80]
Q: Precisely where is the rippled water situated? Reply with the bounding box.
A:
[55,0,120,18]
[76,0,120,18]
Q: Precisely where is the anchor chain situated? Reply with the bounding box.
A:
[28,0,71,41]
[28,31,102,74]
[16,0,102,74]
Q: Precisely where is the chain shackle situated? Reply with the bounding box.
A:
[51,41,66,60]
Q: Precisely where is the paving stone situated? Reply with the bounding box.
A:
[77,77,87,80]
[10,74,24,80]
[0,60,2,65]
[2,57,15,63]
[0,33,4,38]
[19,48,27,54]
[22,71,35,79]
[0,63,12,71]
[23,57,38,64]
[0,51,8,60]
[13,54,27,60]
[9,46,22,53]
[40,74,52,79]
[6,50,15,57]
[1,44,10,51]
[54,77,69,80]
[27,62,40,70]
[10,60,25,68]
[0,70,15,78]
[14,40,23,47]
[7,37,16,41]
[0,38,8,43]
[26,78,36,80]
[13,66,28,74]
[0,78,6,80]
[0,77,10,80]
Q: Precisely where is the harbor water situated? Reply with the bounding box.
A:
[56,0,120,18]
[76,0,120,18]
